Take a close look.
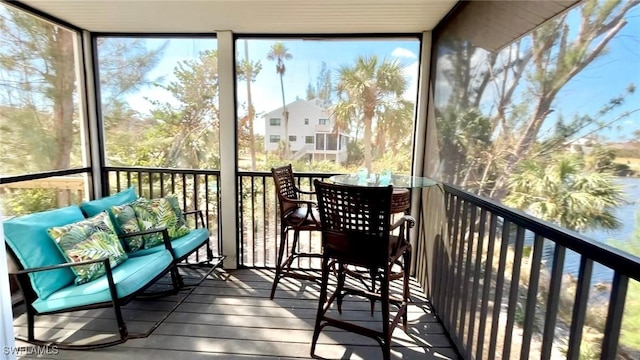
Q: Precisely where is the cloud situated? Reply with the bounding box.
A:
[392,47,417,59]
[403,61,419,101]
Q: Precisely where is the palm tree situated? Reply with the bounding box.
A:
[375,99,414,155]
[331,55,407,171]
[266,42,292,159]
[237,40,262,170]
[504,154,624,231]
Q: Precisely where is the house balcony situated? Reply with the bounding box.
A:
[4,167,639,359]
[315,124,332,133]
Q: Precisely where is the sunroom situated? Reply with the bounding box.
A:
[1,0,640,359]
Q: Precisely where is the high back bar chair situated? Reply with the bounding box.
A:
[311,180,415,360]
[269,164,322,299]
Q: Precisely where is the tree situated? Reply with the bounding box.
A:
[237,40,262,170]
[306,61,332,107]
[0,9,77,172]
[504,153,623,231]
[146,50,220,168]
[374,99,415,157]
[588,144,617,173]
[436,0,640,199]
[266,42,292,159]
[332,55,407,171]
[0,7,165,175]
[97,38,166,166]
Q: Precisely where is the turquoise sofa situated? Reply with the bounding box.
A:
[79,188,217,286]
[4,189,220,349]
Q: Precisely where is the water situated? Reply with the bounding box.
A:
[560,177,640,284]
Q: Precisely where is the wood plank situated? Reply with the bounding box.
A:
[13,269,458,359]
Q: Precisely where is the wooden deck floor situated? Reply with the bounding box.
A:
[13,268,459,360]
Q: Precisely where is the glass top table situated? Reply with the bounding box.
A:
[328,174,437,188]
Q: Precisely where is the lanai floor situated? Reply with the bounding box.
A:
[12,268,459,359]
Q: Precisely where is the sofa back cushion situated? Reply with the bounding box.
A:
[47,211,128,285]
[3,206,84,299]
[80,187,138,218]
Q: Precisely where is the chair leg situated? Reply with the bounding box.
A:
[170,266,183,289]
[113,301,129,340]
[381,264,392,360]
[291,228,300,255]
[336,262,346,313]
[27,309,35,342]
[206,240,214,261]
[369,268,377,316]
[310,255,331,358]
[270,226,288,300]
[402,246,412,331]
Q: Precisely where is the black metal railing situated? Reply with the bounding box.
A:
[415,183,640,359]
[237,171,333,268]
[12,167,639,358]
[104,166,222,258]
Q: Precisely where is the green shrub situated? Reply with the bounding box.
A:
[1,188,58,216]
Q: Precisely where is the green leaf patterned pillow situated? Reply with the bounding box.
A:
[164,195,190,232]
[110,203,144,252]
[47,211,128,285]
[131,197,191,249]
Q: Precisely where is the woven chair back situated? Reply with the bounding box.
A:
[314,180,393,266]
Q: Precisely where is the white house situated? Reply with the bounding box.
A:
[263,98,349,164]
[566,137,594,154]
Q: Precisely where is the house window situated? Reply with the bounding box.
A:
[304,118,309,125]
[269,135,280,143]
[305,136,314,144]
[327,134,338,150]
[319,118,328,125]
[269,118,281,126]
[316,134,325,150]
[289,135,297,142]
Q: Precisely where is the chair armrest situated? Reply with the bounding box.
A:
[16,257,121,306]
[282,198,320,225]
[119,226,168,238]
[389,215,415,257]
[13,257,109,275]
[183,209,206,228]
[391,215,415,231]
[283,198,317,207]
[297,188,316,196]
[119,227,175,256]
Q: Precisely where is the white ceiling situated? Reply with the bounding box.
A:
[15,0,459,34]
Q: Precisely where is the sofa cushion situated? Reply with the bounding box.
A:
[130,197,191,248]
[80,187,138,218]
[47,212,128,285]
[32,250,173,313]
[110,203,144,252]
[3,206,84,299]
[128,228,209,260]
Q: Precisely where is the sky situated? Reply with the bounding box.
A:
[123,37,421,135]
[547,5,640,142]
[119,2,640,143]
[432,3,640,144]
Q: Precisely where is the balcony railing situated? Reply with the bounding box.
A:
[5,167,640,358]
[104,166,222,259]
[236,171,333,268]
[415,183,640,359]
